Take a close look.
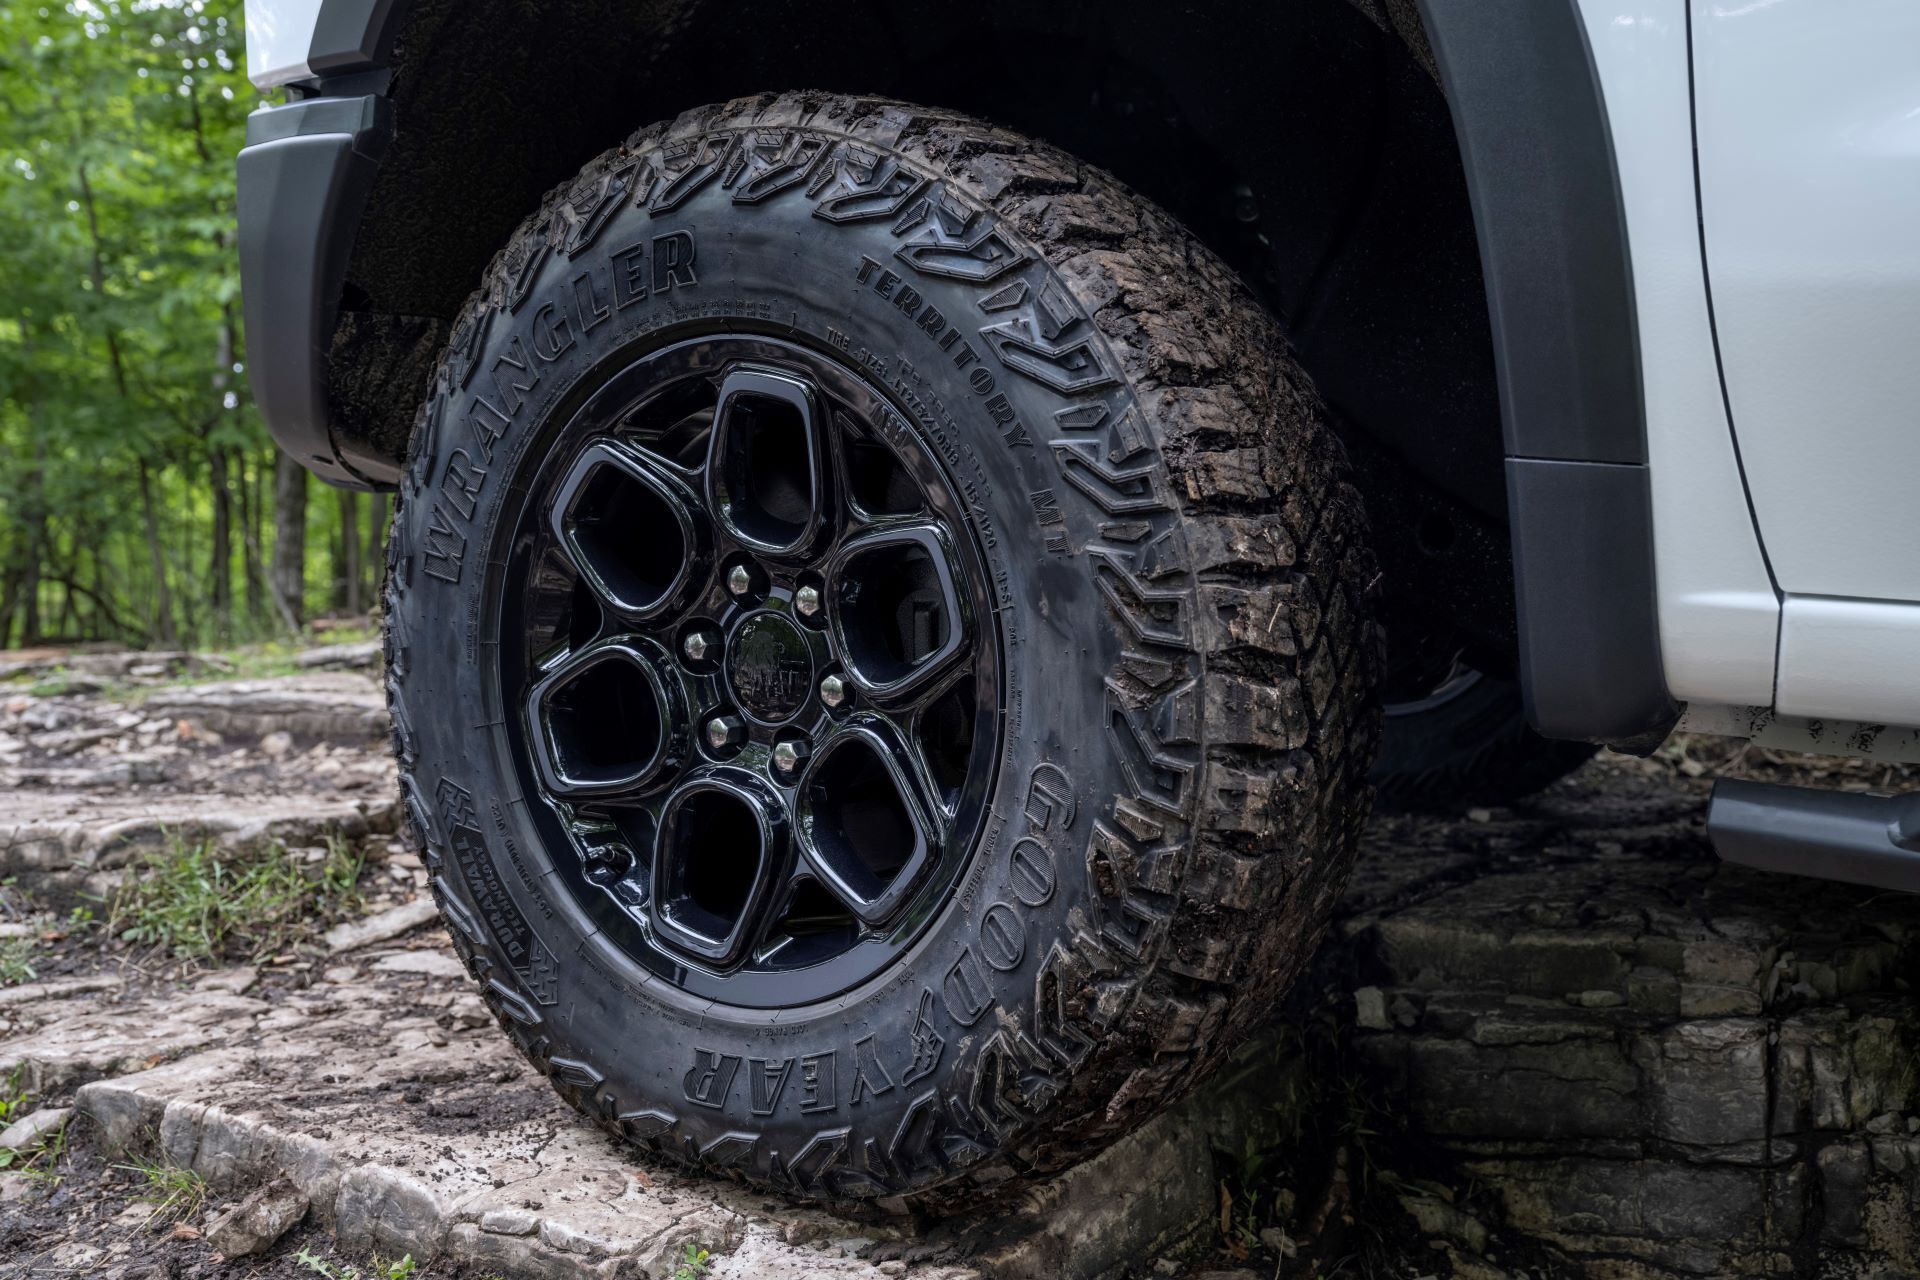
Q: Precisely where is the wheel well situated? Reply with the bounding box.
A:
[336,0,1514,664]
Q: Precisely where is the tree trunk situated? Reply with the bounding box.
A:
[0,569,19,649]
[52,538,79,638]
[340,490,363,616]
[367,491,389,611]
[209,445,232,639]
[237,448,263,626]
[87,532,111,641]
[167,492,199,642]
[17,510,44,647]
[272,451,308,630]
[137,460,177,647]
[13,316,49,647]
[207,308,236,639]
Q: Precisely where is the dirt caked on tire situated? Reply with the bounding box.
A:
[383,93,1378,1208]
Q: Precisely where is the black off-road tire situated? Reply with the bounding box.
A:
[1373,670,1596,811]
[382,92,1378,1210]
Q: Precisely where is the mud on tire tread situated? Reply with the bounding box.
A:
[381,92,1379,1210]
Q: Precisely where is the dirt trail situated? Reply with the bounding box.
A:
[1,652,1917,1279]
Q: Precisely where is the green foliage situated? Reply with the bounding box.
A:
[0,936,37,985]
[0,1108,71,1183]
[293,1248,418,1280]
[115,1154,207,1224]
[675,1243,713,1279]
[293,1248,351,1280]
[17,673,109,697]
[0,1066,72,1183]
[0,1068,33,1128]
[0,1,383,650]
[107,832,366,959]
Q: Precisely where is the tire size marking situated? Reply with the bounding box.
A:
[436,778,559,1005]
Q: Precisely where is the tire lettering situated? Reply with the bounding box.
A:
[436,778,554,1001]
[748,1058,792,1116]
[798,1051,838,1114]
[1008,835,1057,907]
[529,301,574,362]
[420,505,465,584]
[651,229,698,292]
[979,903,1026,971]
[901,989,945,1085]
[683,1049,742,1109]
[941,949,993,1026]
[849,1035,895,1104]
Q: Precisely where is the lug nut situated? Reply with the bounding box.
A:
[819,673,847,709]
[772,738,811,776]
[682,630,715,663]
[584,843,633,878]
[705,714,745,751]
[794,585,821,618]
[726,564,755,599]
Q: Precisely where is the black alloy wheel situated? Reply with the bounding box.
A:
[505,337,999,1003]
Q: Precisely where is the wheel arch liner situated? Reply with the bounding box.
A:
[1414,0,1677,742]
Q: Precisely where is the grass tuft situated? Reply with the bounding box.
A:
[108,832,367,961]
[115,1155,207,1225]
[0,936,37,986]
[0,1068,63,1180]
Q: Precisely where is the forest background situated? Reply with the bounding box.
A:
[0,0,381,651]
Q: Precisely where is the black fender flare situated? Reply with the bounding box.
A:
[1415,0,1677,743]
[235,0,410,489]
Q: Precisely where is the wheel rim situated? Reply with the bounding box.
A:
[1383,661,1484,718]
[497,334,1001,1007]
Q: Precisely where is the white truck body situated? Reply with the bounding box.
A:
[1578,0,1920,731]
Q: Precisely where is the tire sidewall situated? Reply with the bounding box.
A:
[391,124,1196,1197]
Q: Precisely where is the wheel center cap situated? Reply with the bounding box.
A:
[727,610,814,721]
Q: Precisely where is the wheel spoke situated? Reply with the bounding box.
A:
[706,366,828,556]
[525,638,687,801]
[648,770,788,966]
[746,869,861,967]
[826,523,971,708]
[831,406,926,523]
[907,667,978,818]
[549,441,709,621]
[794,717,940,927]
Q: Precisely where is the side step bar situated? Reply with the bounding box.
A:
[1709,778,1920,893]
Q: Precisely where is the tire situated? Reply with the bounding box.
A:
[382,92,1378,1209]
[1372,667,1596,811]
